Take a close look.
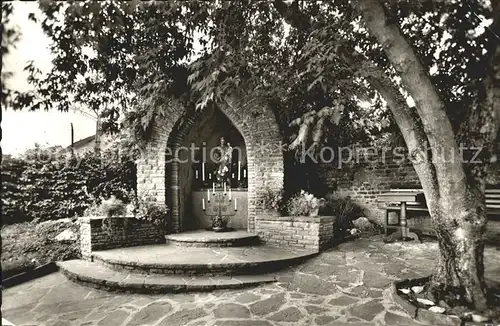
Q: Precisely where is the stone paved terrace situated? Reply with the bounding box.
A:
[3,235,500,326]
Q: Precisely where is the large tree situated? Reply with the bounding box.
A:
[7,0,499,313]
[356,0,499,311]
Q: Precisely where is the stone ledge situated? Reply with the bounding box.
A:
[91,246,316,275]
[165,230,260,248]
[390,280,461,326]
[80,216,165,259]
[256,215,336,223]
[58,260,276,293]
[79,215,136,223]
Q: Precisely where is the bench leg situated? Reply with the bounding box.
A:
[384,209,389,236]
[385,210,400,235]
[384,202,421,243]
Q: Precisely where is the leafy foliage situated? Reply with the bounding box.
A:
[285,190,326,216]
[131,194,170,229]
[321,192,365,234]
[99,196,127,218]
[1,2,21,107]
[4,1,497,155]
[261,186,285,213]
[1,156,30,223]
[1,149,136,225]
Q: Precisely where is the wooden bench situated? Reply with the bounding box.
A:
[379,187,500,241]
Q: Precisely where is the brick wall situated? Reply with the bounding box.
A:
[137,93,285,234]
[80,216,165,260]
[317,151,500,235]
[316,152,419,224]
[255,215,336,252]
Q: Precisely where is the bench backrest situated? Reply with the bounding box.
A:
[486,188,500,211]
[381,187,500,212]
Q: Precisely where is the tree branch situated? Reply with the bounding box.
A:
[273,0,440,201]
[272,0,312,32]
[340,47,440,206]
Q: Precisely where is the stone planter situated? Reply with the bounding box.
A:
[255,215,336,252]
[80,216,165,260]
[390,279,461,326]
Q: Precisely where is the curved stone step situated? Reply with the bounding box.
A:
[58,260,276,293]
[92,244,316,275]
[165,230,260,247]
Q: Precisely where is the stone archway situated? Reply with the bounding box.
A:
[136,93,284,233]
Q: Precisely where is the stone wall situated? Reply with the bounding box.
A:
[255,216,336,252]
[80,216,165,260]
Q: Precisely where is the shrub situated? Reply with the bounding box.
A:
[1,156,29,224]
[286,190,326,216]
[261,187,284,213]
[132,194,169,229]
[100,195,127,217]
[1,148,136,225]
[322,192,364,233]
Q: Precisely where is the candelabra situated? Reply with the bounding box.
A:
[202,185,238,232]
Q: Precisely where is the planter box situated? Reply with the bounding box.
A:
[79,216,165,260]
[255,215,336,252]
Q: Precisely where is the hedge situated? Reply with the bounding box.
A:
[1,150,137,225]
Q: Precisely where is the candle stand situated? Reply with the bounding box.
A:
[202,188,238,232]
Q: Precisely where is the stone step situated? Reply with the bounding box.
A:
[57,260,276,293]
[92,244,317,275]
[165,230,260,247]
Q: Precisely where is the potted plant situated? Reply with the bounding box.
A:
[90,195,127,237]
[100,195,127,218]
[286,190,326,217]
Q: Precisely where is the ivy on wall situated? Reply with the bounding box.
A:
[1,151,137,225]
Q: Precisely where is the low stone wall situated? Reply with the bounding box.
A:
[255,215,336,252]
[80,216,165,260]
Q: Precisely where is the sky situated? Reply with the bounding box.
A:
[2,2,96,155]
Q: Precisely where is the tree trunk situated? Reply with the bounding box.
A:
[357,0,491,310]
[429,191,488,310]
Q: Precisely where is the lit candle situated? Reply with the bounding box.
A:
[234,198,237,210]
[224,182,226,193]
[229,187,231,200]
[238,161,241,181]
[207,189,210,202]
[213,183,215,193]
[202,162,205,181]
[243,169,246,178]
[195,169,199,179]
[202,198,206,210]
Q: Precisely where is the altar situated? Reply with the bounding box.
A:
[185,135,249,231]
[191,188,248,230]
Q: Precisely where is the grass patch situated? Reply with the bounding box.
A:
[1,219,81,279]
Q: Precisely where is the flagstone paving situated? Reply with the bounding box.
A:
[3,235,500,326]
